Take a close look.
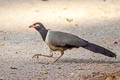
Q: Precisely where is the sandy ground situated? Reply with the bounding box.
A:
[0,0,120,80]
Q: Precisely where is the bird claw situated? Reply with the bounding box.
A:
[32,54,42,59]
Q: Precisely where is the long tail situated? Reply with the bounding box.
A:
[83,42,116,58]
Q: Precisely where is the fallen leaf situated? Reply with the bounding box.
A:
[75,24,78,27]
[44,71,48,74]
[66,18,73,23]
[63,8,68,10]
[105,76,120,80]
[0,42,5,46]
[113,77,120,80]
[103,16,109,19]
[106,76,113,80]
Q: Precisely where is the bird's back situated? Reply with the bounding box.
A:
[45,30,88,48]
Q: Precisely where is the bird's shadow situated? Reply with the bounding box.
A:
[57,58,120,64]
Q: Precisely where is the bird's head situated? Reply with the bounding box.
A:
[29,22,44,30]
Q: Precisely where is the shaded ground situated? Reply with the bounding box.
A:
[0,0,120,80]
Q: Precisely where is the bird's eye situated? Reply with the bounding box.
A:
[36,26,39,27]
[35,24,40,27]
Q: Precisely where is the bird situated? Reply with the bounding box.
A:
[29,22,116,62]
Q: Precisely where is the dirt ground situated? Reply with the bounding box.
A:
[0,0,120,80]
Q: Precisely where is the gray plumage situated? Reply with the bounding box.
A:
[29,22,116,62]
[46,31,88,48]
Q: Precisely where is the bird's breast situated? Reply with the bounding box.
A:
[45,31,65,51]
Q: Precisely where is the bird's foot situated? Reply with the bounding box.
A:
[32,54,43,59]
[32,54,53,59]
[53,59,58,63]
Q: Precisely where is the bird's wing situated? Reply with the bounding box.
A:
[45,31,88,47]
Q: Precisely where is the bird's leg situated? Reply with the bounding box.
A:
[54,51,64,62]
[32,50,53,59]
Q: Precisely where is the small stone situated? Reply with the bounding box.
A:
[42,0,48,1]
[10,67,18,70]
[70,72,74,75]
[75,24,78,27]
[114,41,118,44]
[58,67,62,69]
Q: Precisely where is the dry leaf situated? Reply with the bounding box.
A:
[75,24,78,27]
[44,71,48,74]
[106,76,113,80]
[66,18,73,23]
[105,76,120,80]
[63,8,67,10]
[0,42,5,46]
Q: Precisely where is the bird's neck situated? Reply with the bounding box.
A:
[36,28,48,41]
